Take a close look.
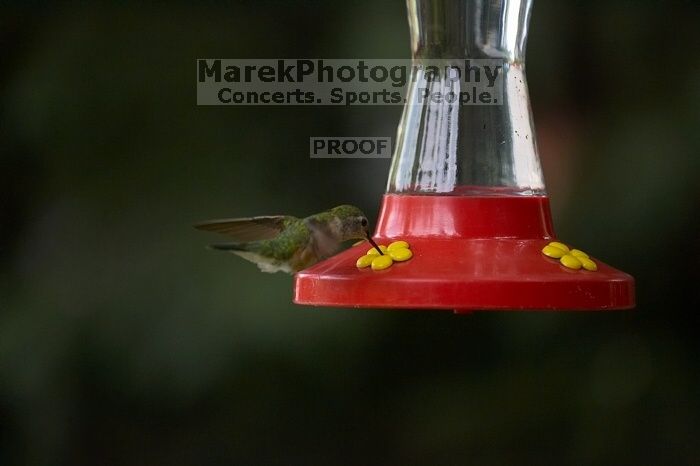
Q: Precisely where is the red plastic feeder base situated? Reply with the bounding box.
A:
[293,195,635,312]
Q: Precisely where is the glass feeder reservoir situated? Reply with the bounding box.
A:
[294,0,635,311]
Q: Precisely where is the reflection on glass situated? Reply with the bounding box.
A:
[388,0,545,196]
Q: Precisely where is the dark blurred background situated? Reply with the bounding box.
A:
[1,1,699,465]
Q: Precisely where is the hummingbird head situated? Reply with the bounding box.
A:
[329,205,370,241]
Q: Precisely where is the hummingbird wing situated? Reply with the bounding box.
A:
[194,215,294,242]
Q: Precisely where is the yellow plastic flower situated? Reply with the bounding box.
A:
[357,240,413,270]
[542,241,597,271]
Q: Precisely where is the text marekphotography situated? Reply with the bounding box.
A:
[197,59,504,106]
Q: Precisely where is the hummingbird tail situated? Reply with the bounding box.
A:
[207,242,294,274]
[207,242,248,251]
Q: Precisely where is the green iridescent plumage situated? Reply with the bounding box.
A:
[250,218,309,262]
[195,205,371,273]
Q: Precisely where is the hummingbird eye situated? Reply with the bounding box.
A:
[361,218,368,227]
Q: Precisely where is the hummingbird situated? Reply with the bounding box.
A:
[195,205,383,273]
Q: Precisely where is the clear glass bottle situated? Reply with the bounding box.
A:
[388,0,545,196]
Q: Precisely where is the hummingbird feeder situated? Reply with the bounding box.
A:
[294,0,635,311]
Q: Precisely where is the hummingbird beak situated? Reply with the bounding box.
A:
[366,231,384,256]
